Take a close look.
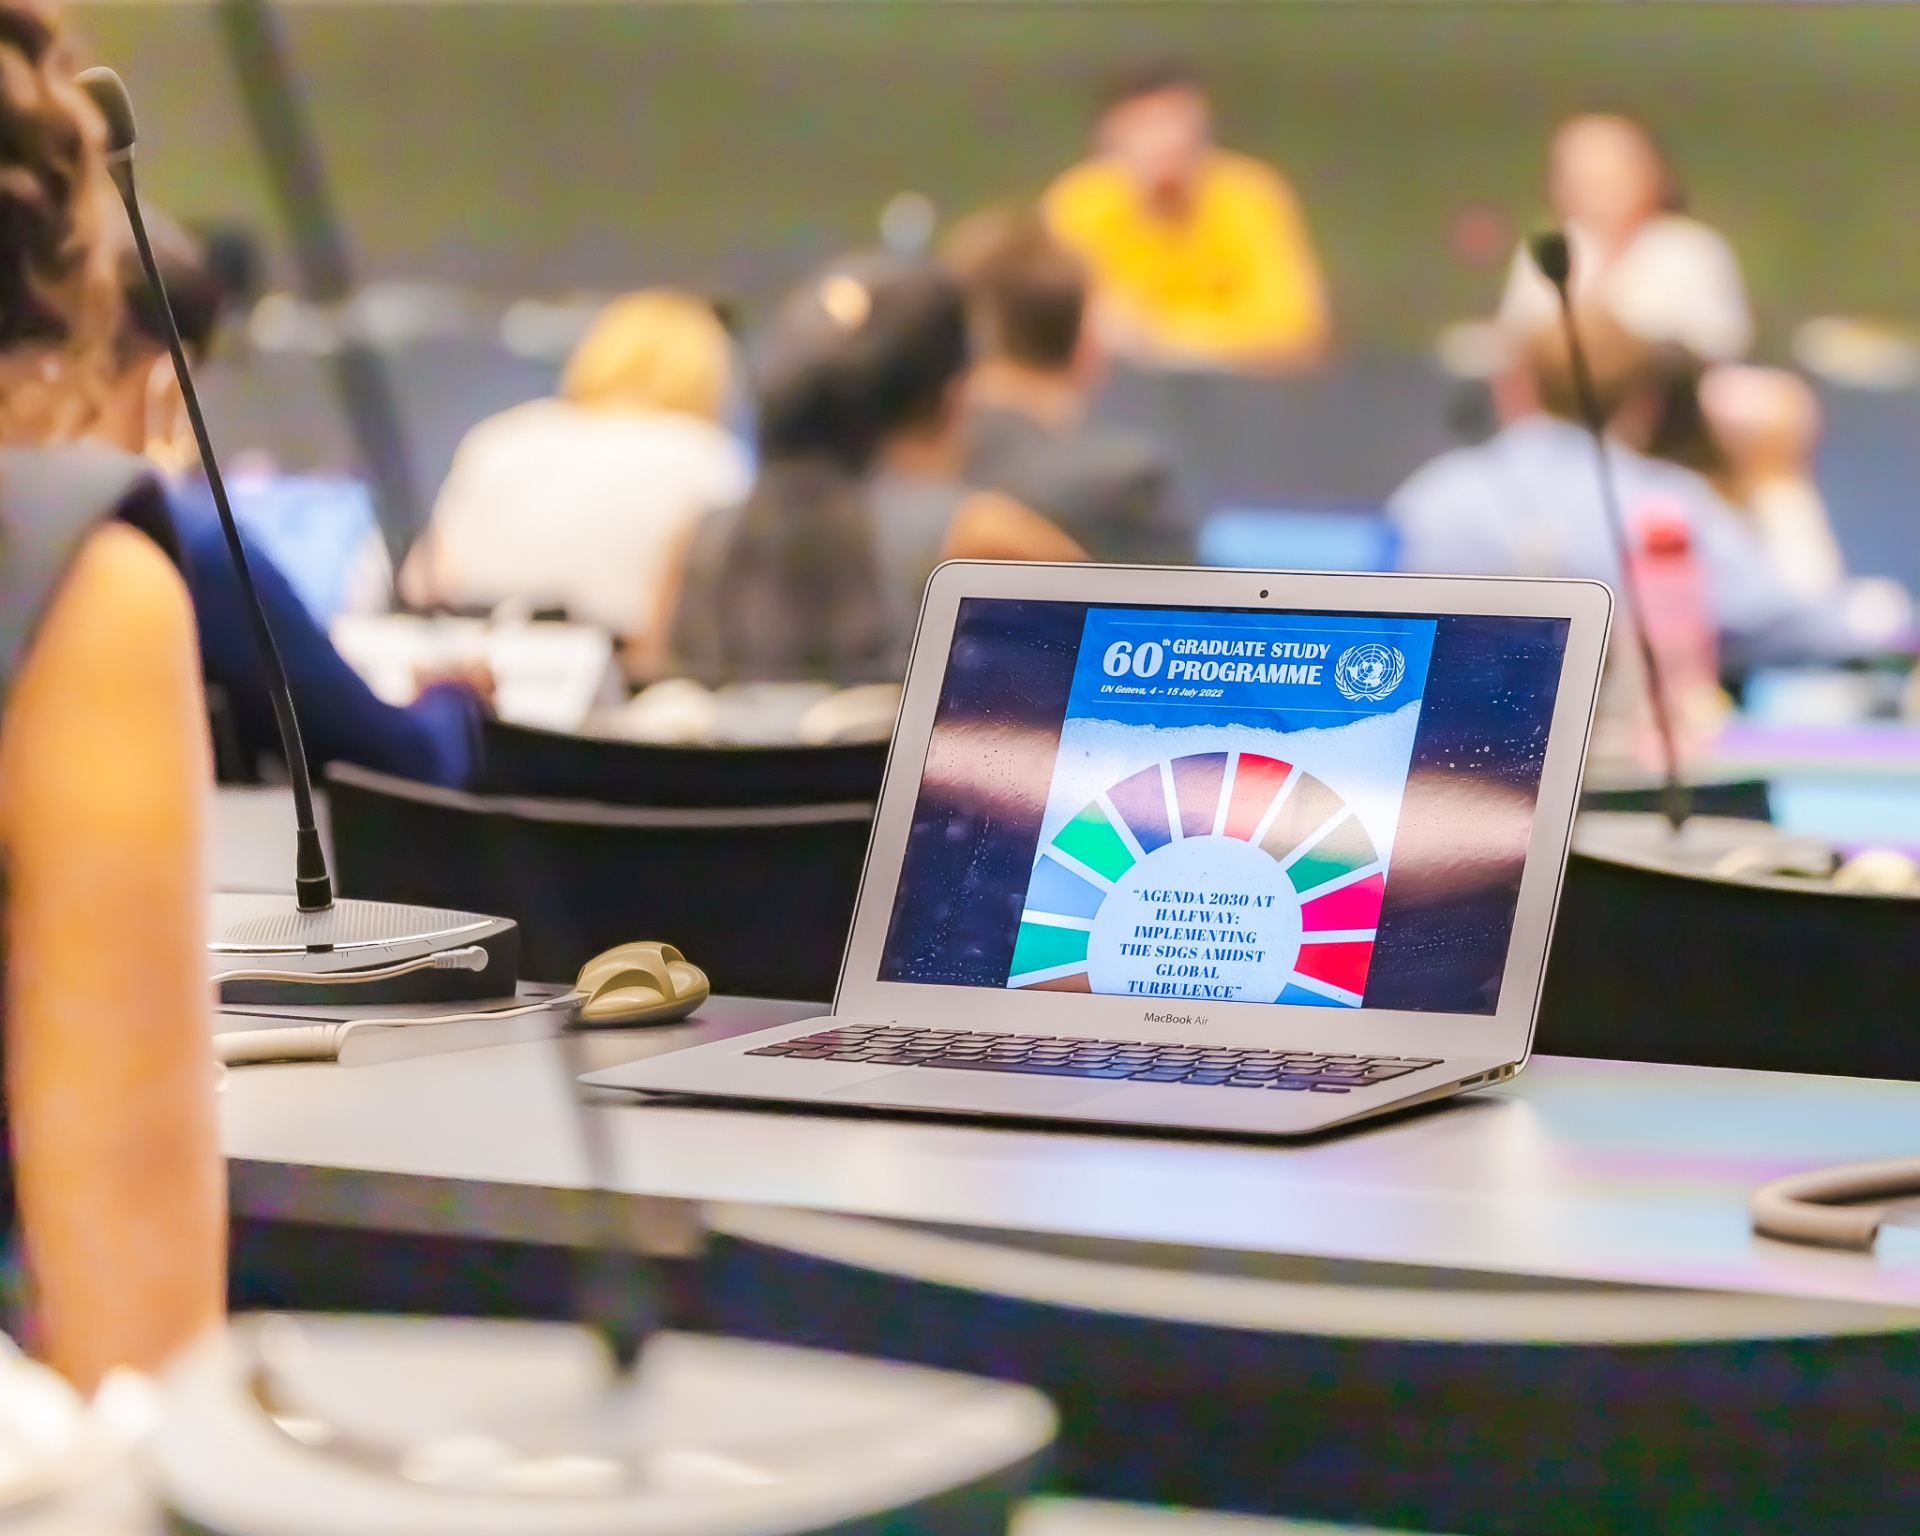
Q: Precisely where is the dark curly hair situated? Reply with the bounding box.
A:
[672,251,971,684]
[0,1,119,441]
[754,251,970,474]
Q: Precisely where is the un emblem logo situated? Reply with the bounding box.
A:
[1334,643,1405,702]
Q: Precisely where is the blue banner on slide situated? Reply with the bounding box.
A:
[1067,608,1437,734]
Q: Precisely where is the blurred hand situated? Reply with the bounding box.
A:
[414,660,496,711]
[941,492,1086,564]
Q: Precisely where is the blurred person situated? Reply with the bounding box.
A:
[104,238,489,787]
[1699,365,1847,602]
[1392,316,1840,660]
[946,204,1189,562]
[0,2,222,1388]
[1628,344,1737,490]
[1618,353,1901,638]
[107,217,394,622]
[1043,59,1330,374]
[405,290,751,654]
[1388,318,1853,766]
[666,252,1082,686]
[1499,112,1753,364]
[94,204,217,477]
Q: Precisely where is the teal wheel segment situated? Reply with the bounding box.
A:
[1009,920,1091,978]
[1051,802,1137,884]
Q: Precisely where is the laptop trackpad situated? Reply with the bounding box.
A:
[827,1070,1124,1113]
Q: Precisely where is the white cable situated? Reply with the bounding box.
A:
[1750,1157,1920,1251]
[216,991,583,1066]
[212,945,490,987]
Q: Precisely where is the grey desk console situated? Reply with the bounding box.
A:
[222,998,1920,1534]
[222,995,1920,1313]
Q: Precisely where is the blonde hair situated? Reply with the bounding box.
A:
[560,289,730,422]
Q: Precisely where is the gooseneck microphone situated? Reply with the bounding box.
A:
[79,71,633,1363]
[79,66,333,910]
[81,69,520,1007]
[1529,231,1691,832]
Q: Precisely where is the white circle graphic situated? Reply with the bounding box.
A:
[1334,643,1406,702]
[1087,835,1303,1004]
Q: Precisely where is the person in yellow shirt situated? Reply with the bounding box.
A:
[1044,60,1331,374]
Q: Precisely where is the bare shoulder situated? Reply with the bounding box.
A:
[36,521,195,670]
[0,521,197,802]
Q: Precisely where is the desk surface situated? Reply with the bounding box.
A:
[220,996,1920,1311]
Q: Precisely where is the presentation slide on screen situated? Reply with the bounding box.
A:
[1006,608,1437,1008]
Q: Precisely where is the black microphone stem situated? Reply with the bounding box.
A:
[559,1027,658,1374]
[115,166,334,908]
[1544,271,1692,834]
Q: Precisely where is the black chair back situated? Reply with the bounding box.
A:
[476,718,889,808]
[1537,844,1920,1081]
[327,762,874,998]
[1577,779,1772,822]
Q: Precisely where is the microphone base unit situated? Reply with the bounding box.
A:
[211,893,519,1006]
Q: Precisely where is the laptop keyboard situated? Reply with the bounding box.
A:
[745,1025,1443,1094]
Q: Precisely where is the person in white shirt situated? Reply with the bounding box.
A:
[403,290,752,656]
[1498,112,1753,365]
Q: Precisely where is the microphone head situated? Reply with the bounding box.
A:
[1529,230,1573,293]
[76,66,136,162]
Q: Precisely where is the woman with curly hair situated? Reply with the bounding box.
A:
[668,252,1082,685]
[0,1,222,1389]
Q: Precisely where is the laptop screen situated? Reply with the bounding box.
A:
[878,599,1572,1016]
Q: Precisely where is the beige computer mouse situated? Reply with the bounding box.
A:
[574,942,710,1027]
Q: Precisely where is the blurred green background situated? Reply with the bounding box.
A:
[69,1,1920,357]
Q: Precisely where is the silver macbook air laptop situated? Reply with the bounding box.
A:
[584,561,1611,1138]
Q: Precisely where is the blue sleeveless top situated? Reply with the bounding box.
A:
[0,445,178,1229]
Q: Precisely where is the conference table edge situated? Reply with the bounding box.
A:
[217,996,1920,1312]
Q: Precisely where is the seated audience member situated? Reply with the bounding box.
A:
[0,5,222,1387]
[1390,321,1856,769]
[111,222,395,624]
[945,205,1190,563]
[405,290,751,655]
[1389,319,1852,669]
[104,243,488,787]
[1043,59,1331,373]
[667,252,1082,684]
[1599,349,1894,636]
[1499,112,1752,364]
[1698,365,1847,602]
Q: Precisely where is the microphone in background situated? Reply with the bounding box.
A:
[79,66,334,910]
[1529,231,1692,833]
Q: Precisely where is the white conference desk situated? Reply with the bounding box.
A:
[221,996,1920,1322]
